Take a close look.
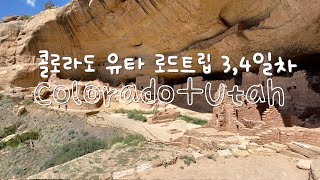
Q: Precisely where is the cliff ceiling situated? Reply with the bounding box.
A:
[0,0,320,86]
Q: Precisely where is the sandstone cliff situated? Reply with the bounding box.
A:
[0,0,320,88]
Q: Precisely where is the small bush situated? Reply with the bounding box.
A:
[115,108,153,115]
[180,115,207,125]
[110,136,125,145]
[0,95,14,106]
[44,1,55,10]
[0,142,6,150]
[0,128,5,138]
[111,134,146,147]
[114,108,129,114]
[122,134,146,146]
[68,130,76,135]
[20,131,39,142]
[127,110,147,122]
[22,99,33,105]
[20,15,31,20]
[6,135,22,147]
[81,131,88,136]
[4,125,17,137]
[182,156,196,166]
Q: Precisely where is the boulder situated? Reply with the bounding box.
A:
[147,108,180,124]
[16,106,27,117]
[217,149,233,157]
[98,172,112,180]
[151,159,162,168]
[191,151,205,159]
[112,168,135,179]
[237,143,247,150]
[2,16,19,23]
[0,134,17,143]
[296,159,312,170]
[230,148,250,158]
[263,142,288,153]
[287,142,320,158]
[247,147,276,156]
[136,163,153,173]
[311,160,320,180]
[24,94,34,101]
[85,110,99,116]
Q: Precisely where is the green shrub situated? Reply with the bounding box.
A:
[127,110,147,122]
[81,131,88,136]
[182,155,196,166]
[0,142,6,150]
[6,135,22,147]
[43,137,107,169]
[114,108,129,114]
[122,134,146,146]
[0,128,5,138]
[68,130,76,135]
[20,15,31,20]
[180,115,207,125]
[4,125,17,137]
[3,131,39,148]
[111,134,146,146]
[44,1,54,9]
[110,136,125,145]
[20,131,39,142]
[0,95,14,106]
[115,108,153,115]
[22,99,33,105]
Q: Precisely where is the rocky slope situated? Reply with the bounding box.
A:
[0,0,320,87]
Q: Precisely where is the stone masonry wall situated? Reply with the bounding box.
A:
[256,127,320,146]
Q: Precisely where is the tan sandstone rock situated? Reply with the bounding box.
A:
[0,0,319,86]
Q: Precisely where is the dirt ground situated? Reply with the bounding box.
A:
[128,154,309,180]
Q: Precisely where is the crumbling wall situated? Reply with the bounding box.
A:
[262,106,285,129]
[236,101,261,122]
[256,127,320,147]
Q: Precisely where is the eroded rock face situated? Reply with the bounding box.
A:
[0,0,320,87]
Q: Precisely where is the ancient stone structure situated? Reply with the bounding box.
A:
[262,106,286,129]
[136,75,166,91]
[171,68,320,128]
[207,86,285,136]
[147,108,180,124]
[256,127,320,147]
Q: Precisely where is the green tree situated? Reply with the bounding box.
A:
[44,1,55,10]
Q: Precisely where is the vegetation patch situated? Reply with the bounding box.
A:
[111,134,146,147]
[2,131,39,149]
[20,15,32,20]
[0,125,17,138]
[0,95,14,107]
[115,108,149,122]
[20,131,40,142]
[127,111,147,122]
[181,155,196,166]
[44,134,146,169]
[180,115,208,125]
[115,108,153,115]
[22,99,33,105]
[43,136,107,169]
